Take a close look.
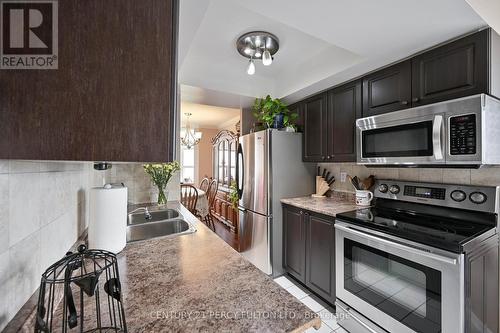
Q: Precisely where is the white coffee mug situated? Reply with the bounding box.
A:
[355,190,373,206]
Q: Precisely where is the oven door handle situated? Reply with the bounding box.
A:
[432,115,444,160]
[335,223,458,266]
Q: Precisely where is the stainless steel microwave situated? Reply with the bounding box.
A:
[356,94,500,167]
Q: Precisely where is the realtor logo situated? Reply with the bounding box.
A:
[1,0,58,69]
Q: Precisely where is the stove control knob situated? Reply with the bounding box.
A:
[389,185,400,194]
[470,192,487,204]
[378,184,388,193]
[450,190,466,202]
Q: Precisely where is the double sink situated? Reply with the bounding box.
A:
[127,208,196,242]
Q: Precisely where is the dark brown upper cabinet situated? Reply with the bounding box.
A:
[303,93,328,162]
[412,30,489,107]
[362,29,497,117]
[362,60,412,117]
[302,81,361,163]
[0,0,178,162]
[327,80,362,162]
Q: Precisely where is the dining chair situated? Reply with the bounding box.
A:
[204,179,219,231]
[180,184,198,214]
[199,177,210,193]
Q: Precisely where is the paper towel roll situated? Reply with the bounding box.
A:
[89,184,128,253]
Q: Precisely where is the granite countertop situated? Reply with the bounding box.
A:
[120,202,321,332]
[15,201,320,332]
[281,193,360,217]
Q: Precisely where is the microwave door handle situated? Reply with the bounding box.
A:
[432,115,444,160]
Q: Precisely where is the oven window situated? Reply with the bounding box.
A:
[362,121,433,157]
[344,239,441,333]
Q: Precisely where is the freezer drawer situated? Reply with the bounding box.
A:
[239,208,272,274]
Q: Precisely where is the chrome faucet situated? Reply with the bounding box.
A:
[130,207,152,220]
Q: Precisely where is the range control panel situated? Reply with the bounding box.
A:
[449,114,476,155]
[404,185,446,200]
[375,180,498,213]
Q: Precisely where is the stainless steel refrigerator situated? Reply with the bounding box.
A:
[236,129,315,276]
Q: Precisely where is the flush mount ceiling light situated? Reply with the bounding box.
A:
[181,113,202,149]
[236,31,279,75]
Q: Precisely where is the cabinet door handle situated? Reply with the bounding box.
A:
[412,97,420,103]
[401,100,408,105]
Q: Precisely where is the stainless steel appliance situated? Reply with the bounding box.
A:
[356,94,500,166]
[335,180,499,333]
[236,129,314,276]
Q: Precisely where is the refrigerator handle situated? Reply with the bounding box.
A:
[236,142,244,199]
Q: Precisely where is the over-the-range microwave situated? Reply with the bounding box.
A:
[356,94,500,167]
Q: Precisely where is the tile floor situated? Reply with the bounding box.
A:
[274,275,350,333]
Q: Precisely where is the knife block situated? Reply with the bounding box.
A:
[313,176,330,197]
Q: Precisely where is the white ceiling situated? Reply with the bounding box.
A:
[179,0,486,107]
[180,102,240,129]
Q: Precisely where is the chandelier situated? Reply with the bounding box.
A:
[181,113,202,149]
[236,31,279,75]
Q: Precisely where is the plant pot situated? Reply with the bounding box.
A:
[272,113,285,129]
[284,126,296,132]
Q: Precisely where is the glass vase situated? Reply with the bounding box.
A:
[157,186,168,206]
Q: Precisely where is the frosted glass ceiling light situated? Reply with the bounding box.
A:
[247,58,255,75]
[262,49,272,66]
[236,31,279,75]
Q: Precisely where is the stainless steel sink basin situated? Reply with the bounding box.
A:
[126,208,196,242]
[127,208,179,225]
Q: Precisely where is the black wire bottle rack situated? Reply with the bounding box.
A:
[35,244,127,333]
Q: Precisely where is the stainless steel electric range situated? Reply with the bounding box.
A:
[335,180,499,333]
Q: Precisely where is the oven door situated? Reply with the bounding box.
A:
[335,221,464,333]
[357,113,445,165]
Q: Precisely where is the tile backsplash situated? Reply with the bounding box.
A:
[0,160,180,331]
[0,161,90,331]
[94,163,180,204]
[319,163,500,193]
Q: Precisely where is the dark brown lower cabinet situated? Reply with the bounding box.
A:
[283,205,306,283]
[306,212,335,303]
[283,205,335,303]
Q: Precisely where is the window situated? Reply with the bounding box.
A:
[180,146,195,183]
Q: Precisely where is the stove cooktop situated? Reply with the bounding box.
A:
[336,206,496,253]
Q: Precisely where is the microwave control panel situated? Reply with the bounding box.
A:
[449,114,476,155]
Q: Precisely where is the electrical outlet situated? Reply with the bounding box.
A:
[340,172,347,183]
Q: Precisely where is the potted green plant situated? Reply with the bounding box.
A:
[228,180,238,209]
[253,95,298,130]
[143,161,180,205]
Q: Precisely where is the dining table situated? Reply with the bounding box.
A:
[181,186,209,218]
